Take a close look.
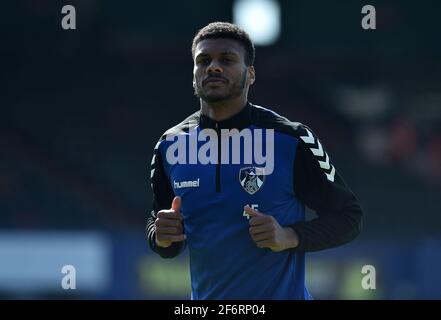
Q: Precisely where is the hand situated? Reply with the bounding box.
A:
[155,196,186,248]
[245,205,299,252]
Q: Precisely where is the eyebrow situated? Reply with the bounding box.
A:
[195,51,239,59]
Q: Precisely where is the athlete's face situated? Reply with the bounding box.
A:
[193,38,255,103]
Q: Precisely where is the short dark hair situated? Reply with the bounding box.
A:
[191,22,255,66]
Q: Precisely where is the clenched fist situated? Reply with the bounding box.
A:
[244,205,299,252]
[155,196,186,248]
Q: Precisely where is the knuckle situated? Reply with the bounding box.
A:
[157,210,166,217]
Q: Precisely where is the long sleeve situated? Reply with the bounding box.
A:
[290,125,363,252]
[146,140,186,258]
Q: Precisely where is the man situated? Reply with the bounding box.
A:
[146,22,363,299]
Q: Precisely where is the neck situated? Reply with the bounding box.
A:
[200,95,248,122]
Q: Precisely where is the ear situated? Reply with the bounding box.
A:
[248,66,256,85]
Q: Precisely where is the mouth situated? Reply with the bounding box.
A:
[203,77,228,86]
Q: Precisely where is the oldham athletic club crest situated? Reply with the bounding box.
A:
[239,167,266,195]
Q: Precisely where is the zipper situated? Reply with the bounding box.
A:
[216,122,221,192]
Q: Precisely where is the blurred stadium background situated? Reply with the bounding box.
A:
[1,0,441,299]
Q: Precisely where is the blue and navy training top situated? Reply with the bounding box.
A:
[147,102,363,300]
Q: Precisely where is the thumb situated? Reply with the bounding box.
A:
[171,196,181,212]
[244,205,261,218]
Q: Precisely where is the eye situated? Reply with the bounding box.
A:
[222,57,233,63]
[198,58,210,65]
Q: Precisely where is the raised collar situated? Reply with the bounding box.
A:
[198,102,253,130]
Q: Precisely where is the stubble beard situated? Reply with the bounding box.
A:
[194,72,247,103]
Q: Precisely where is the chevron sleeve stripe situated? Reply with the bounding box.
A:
[299,127,335,182]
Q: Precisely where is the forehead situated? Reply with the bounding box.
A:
[194,38,245,58]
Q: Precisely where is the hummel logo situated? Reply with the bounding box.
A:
[174,179,200,189]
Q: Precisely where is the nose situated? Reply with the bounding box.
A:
[207,60,223,74]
